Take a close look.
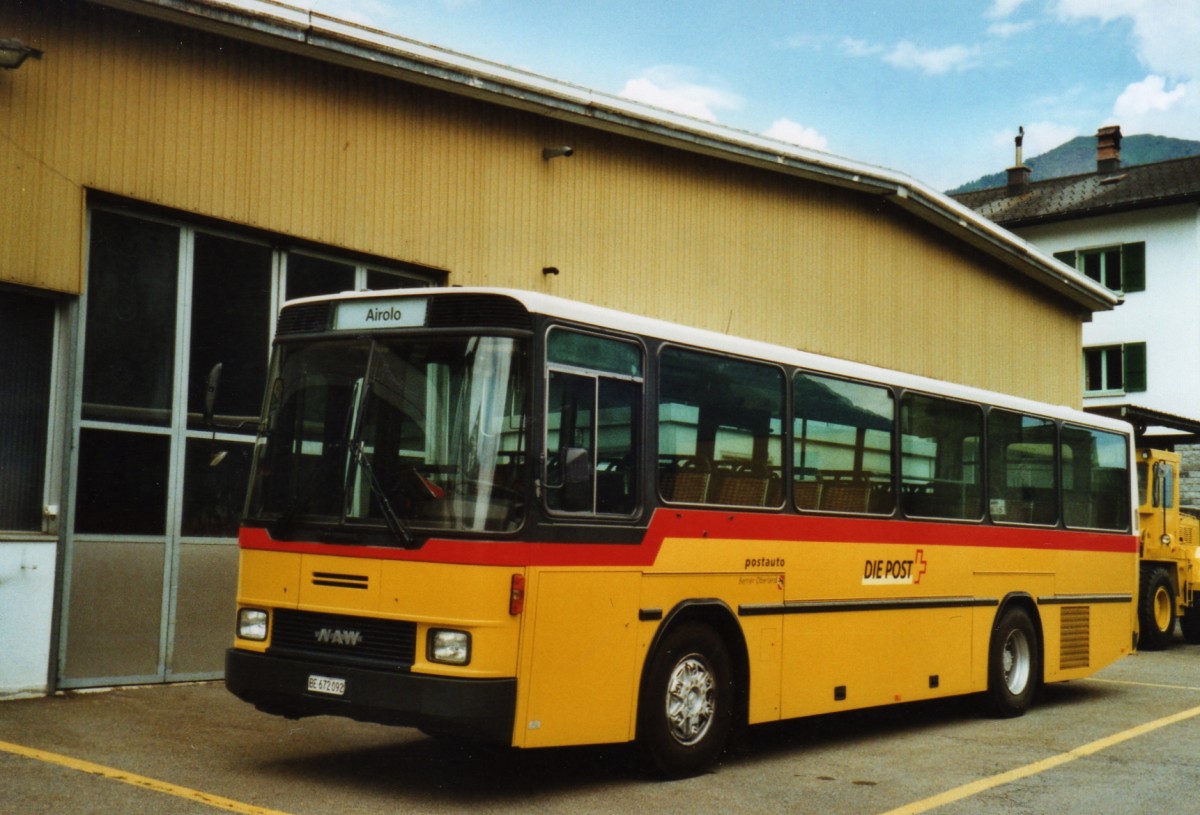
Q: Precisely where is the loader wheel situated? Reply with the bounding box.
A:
[1181,605,1200,645]
[1138,567,1176,651]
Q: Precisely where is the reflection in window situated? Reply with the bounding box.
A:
[987,410,1057,526]
[189,233,272,429]
[286,253,355,301]
[83,210,180,425]
[793,373,894,515]
[545,330,641,516]
[658,347,783,507]
[181,439,254,537]
[900,394,983,520]
[1062,425,1129,531]
[367,269,427,290]
[0,292,54,530]
[75,429,170,535]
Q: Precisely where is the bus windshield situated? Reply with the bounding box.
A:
[245,334,528,541]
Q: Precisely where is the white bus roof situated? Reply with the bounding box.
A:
[304,286,1132,435]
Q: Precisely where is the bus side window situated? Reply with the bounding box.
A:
[987,409,1057,526]
[900,393,984,521]
[658,347,784,508]
[544,329,642,517]
[793,372,894,515]
[1061,424,1130,531]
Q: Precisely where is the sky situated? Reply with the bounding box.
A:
[265,0,1199,192]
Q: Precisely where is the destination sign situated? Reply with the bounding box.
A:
[334,298,428,330]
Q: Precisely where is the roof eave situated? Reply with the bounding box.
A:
[84,0,1119,313]
[993,191,1200,230]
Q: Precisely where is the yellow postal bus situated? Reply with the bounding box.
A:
[225,288,1138,776]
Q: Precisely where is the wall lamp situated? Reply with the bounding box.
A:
[0,38,42,70]
[542,146,574,160]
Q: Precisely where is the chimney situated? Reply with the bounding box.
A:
[1006,126,1031,192]
[1097,125,1122,173]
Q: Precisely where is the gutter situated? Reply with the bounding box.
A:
[85,0,1119,313]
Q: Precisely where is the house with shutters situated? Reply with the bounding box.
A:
[954,125,1200,498]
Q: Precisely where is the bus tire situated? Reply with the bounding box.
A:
[1138,566,1176,651]
[986,605,1040,718]
[639,622,734,778]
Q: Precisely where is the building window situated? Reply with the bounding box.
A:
[1055,242,1145,293]
[1083,343,1146,395]
[76,204,444,538]
[0,290,55,531]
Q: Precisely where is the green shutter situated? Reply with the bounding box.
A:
[1054,250,1076,268]
[1123,342,1147,393]
[1122,242,1146,292]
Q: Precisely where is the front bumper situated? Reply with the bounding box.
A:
[225,648,517,743]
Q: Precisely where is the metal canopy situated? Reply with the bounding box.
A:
[1085,404,1200,447]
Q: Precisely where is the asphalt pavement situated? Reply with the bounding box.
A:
[2,638,1200,815]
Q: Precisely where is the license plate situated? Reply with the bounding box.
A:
[306,674,346,696]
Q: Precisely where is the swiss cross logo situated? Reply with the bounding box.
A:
[862,549,928,585]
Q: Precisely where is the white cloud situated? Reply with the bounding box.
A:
[1108,75,1196,136]
[987,20,1035,38]
[1054,0,1200,79]
[986,0,1033,19]
[884,42,980,75]
[840,37,884,59]
[1114,75,1188,116]
[618,67,743,123]
[763,119,829,151]
[1053,1,1200,138]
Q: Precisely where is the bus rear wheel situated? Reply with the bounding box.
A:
[639,622,734,778]
[986,605,1040,718]
[1138,566,1176,651]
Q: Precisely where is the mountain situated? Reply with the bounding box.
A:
[948,134,1200,194]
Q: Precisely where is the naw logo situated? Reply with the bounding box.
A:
[862,549,927,585]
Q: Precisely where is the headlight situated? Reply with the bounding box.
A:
[428,629,471,665]
[237,608,268,641]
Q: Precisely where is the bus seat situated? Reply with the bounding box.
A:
[793,480,822,510]
[712,475,769,507]
[821,483,871,513]
[661,470,710,503]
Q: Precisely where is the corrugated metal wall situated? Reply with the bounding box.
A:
[0,1,1083,404]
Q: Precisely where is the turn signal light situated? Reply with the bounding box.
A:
[509,573,525,615]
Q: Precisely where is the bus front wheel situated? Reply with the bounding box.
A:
[986,605,1040,718]
[639,622,734,778]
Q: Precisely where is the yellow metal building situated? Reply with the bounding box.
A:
[0,0,1117,696]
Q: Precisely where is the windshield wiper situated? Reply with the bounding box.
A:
[352,440,418,549]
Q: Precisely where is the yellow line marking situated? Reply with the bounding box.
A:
[879,703,1200,815]
[0,739,296,815]
[1087,677,1200,692]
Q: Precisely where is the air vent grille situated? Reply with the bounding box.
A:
[276,302,333,335]
[1060,605,1090,669]
[269,609,416,669]
[427,294,532,331]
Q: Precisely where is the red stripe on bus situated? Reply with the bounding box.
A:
[239,510,1135,566]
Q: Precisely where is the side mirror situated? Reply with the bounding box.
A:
[559,446,592,511]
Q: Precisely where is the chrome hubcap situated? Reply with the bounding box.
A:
[665,654,715,745]
[1002,628,1032,694]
